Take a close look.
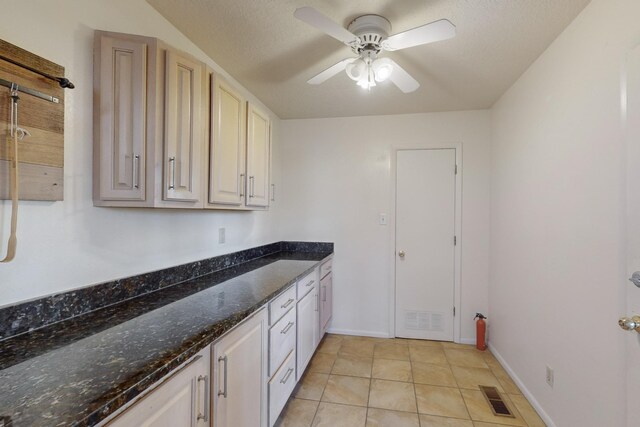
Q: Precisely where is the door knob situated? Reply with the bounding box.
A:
[618,315,640,332]
[398,251,405,258]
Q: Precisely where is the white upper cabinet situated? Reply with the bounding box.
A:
[93,31,205,208]
[246,103,271,208]
[164,50,203,202]
[94,34,147,202]
[95,30,273,211]
[208,75,247,206]
[206,75,272,211]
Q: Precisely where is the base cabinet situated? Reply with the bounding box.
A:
[213,309,268,427]
[105,348,210,427]
[296,282,319,381]
[319,259,333,335]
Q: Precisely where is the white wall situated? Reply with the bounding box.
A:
[279,111,491,341]
[0,0,282,307]
[490,0,639,425]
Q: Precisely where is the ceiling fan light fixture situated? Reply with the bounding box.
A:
[372,57,393,82]
[346,58,366,81]
[356,66,377,90]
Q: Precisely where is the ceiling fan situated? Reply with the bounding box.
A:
[294,6,456,93]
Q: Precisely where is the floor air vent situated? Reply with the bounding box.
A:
[479,386,515,418]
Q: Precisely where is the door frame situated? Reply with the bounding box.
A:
[389,143,463,343]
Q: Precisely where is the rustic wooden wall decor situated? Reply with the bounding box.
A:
[0,38,65,201]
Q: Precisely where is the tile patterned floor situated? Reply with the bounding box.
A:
[275,334,546,427]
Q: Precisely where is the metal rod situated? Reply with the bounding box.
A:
[0,53,74,89]
[0,78,59,103]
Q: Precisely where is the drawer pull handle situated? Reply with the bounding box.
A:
[196,374,209,421]
[218,355,228,398]
[306,280,315,287]
[280,367,294,384]
[281,321,294,334]
[281,298,294,309]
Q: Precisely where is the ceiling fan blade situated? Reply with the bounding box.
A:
[383,19,455,51]
[387,59,420,93]
[307,58,358,85]
[294,7,359,45]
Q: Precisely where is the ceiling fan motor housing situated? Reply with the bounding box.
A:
[348,14,392,54]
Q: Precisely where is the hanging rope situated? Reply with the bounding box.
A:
[1,84,21,262]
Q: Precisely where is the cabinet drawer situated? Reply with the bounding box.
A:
[269,307,296,376]
[269,285,296,325]
[296,269,317,299]
[268,351,296,427]
[320,259,332,279]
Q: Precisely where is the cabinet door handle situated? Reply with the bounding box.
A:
[168,157,176,190]
[249,176,255,197]
[306,280,315,287]
[217,355,228,398]
[315,292,319,312]
[196,374,209,422]
[281,321,294,334]
[322,285,327,302]
[271,183,275,201]
[133,154,140,189]
[280,367,294,384]
[281,298,294,309]
[239,173,245,197]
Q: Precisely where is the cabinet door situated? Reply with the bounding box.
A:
[106,348,210,427]
[96,35,146,201]
[209,76,246,205]
[164,50,203,202]
[296,287,318,380]
[320,273,333,335]
[246,103,271,207]
[214,309,267,427]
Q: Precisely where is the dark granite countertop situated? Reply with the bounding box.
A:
[0,249,332,427]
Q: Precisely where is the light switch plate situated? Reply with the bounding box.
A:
[218,227,226,244]
[379,213,387,225]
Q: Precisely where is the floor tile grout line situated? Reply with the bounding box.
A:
[295,336,533,426]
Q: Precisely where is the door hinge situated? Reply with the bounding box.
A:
[454,235,457,246]
[453,307,456,316]
[455,164,458,175]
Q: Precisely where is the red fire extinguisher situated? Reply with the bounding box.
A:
[474,313,487,351]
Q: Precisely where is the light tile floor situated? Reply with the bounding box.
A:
[275,334,546,427]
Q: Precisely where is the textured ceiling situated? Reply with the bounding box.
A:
[146,0,590,119]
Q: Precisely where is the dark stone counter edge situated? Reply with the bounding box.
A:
[0,241,333,341]
[79,254,332,427]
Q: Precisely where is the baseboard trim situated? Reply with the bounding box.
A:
[488,342,557,427]
[326,328,391,338]
[327,329,476,344]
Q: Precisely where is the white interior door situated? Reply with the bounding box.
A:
[395,149,456,341]
[624,44,640,427]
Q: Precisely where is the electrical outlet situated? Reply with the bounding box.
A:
[546,365,554,388]
[218,227,226,244]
